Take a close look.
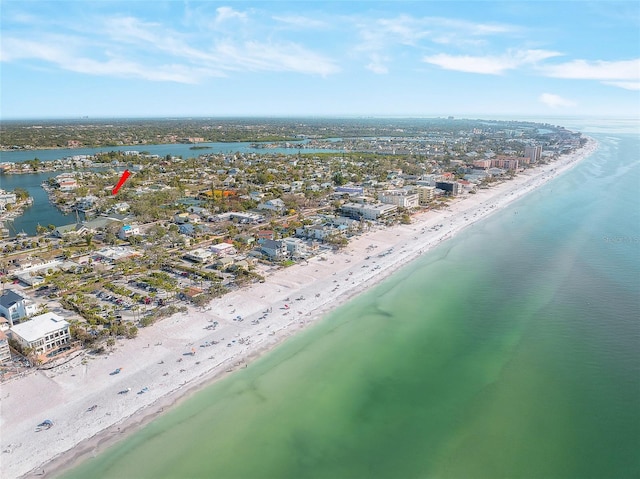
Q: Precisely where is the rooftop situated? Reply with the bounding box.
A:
[0,289,25,308]
[10,313,69,342]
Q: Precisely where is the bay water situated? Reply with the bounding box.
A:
[62,126,639,478]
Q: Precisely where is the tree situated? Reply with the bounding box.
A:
[13,187,30,202]
[126,325,138,339]
[332,171,347,186]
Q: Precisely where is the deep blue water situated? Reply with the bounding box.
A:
[0,141,340,164]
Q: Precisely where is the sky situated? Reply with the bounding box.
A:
[1,1,639,119]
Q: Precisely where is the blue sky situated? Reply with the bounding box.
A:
[1,1,639,119]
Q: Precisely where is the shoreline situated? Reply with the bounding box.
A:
[0,137,598,479]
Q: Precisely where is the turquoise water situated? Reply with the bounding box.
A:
[62,128,639,479]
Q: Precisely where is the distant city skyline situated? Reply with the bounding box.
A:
[1,1,639,119]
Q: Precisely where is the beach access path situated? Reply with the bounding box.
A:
[0,138,597,479]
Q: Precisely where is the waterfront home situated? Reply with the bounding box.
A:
[53,223,88,239]
[83,216,122,233]
[214,256,235,270]
[0,189,17,211]
[340,202,398,221]
[55,173,78,191]
[379,190,420,208]
[435,181,460,196]
[282,237,309,259]
[259,239,288,261]
[0,289,37,327]
[417,186,437,205]
[9,312,71,357]
[75,195,99,212]
[296,224,338,241]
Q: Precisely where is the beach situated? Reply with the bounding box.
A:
[0,138,598,479]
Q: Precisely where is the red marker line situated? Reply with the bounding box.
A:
[112,169,131,195]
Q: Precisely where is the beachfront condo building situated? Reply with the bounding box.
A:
[417,186,437,205]
[9,312,71,356]
[435,181,460,196]
[525,145,543,163]
[379,190,420,208]
[340,202,398,221]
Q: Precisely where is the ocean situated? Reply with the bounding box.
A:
[62,124,639,478]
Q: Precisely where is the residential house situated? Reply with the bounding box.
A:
[53,223,88,239]
[282,237,309,258]
[95,246,142,263]
[112,202,131,213]
[234,234,256,247]
[296,224,337,241]
[184,248,213,263]
[15,273,45,287]
[257,198,285,214]
[118,224,140,240]
[55,173,78,191]
[0,289,37,327]
[9,312,71,356]
[173,212,191,224]
[257,230,276,241]
[0,189,17,211]
[210,243,237,257]
[260,239,288,260]
[214,256,235,270]
[75,195,99,211]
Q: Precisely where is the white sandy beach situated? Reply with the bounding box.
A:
[0,138,597,479]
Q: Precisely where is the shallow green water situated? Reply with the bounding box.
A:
[62,130,640,479]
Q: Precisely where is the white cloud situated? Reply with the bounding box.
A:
[541,58,640,81]
[539,93,576,108]
[215,40,339,76]
[352,14,522,74]
[602,81,640,91]
[215,6,247,25]
[0,36,206,83]
[423,49,561,75]
[272,15,328,30]
[366,54,389,74]
[1,9,340,82]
